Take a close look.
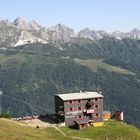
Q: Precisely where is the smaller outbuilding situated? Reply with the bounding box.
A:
[112,111,124,122]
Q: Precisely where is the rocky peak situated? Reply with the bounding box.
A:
[127,28,140,39]
[13,17,43,31]
[78,28,104,40]
[77,28,94,40]
[48,24,75,34]
[46,24,75,42]
[78,28,92,33]
[14,17,29,30]
[97,30,109,37]
[111,31,126,40]
[55,23,65,30]
[0,19,14,27]
[29,20,42,31]
[131,28,140,33]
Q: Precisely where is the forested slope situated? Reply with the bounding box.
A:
[0,38,140,128]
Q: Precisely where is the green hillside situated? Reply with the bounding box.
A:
[74,58,135,75]
[0,118,72,140]
[0,52,140,128]
[0,38,140,128]
[61,120,140,140]
[0,118,140,140]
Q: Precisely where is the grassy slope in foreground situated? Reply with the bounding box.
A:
[60,120,140,140]
[0,119,71,140]
[0,119,140,140]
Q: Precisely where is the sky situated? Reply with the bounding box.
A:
[0,0,140,32]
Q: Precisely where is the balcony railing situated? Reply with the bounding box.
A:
[58,111,64,115]
[86,109,94,114]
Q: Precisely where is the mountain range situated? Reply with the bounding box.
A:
[0,17,140,48]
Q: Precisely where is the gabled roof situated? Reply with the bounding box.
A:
[54,91,103,101]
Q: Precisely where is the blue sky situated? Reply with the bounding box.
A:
[1,0,140,32]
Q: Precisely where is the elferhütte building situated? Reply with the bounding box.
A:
[54,91,104,129]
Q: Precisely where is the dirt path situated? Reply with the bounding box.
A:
[53,126,68,137]
[53,126,94,140]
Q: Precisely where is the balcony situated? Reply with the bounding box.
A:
[86,109,94,114]
[58,111,64,115]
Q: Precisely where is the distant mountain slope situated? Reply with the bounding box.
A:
[0,50,140,128]
[0,17,140,48]
[0,118,140,140]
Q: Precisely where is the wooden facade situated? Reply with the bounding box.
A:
[54,91,104,128]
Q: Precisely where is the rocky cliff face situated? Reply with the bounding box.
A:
[0,20,19,47]
[78,28,140,40]
[77,28,109,40]
[14,17,29,30]
[46,24,75,42]
[0,17,140,48]
[0,17,48,48]
[128,28,140,39]
[29,20,42,31]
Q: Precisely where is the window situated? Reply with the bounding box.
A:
[77,107,82,110]
[94,113,99,117]
[68,107,74,111]
[68,100,74,104]
[95,105,99,109]
[94,98,98,102]
[77,100,82,104]
[77,115,83,119]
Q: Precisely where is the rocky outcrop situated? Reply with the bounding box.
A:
[46,24,75,42]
